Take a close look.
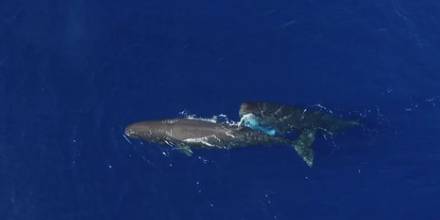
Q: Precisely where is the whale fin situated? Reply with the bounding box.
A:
[176,145,193,156]
[293,129,316,167]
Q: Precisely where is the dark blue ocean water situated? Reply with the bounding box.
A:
[1,0,440,219]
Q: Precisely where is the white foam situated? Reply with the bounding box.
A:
[178,110,239,126]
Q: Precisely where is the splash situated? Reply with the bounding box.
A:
[178,110,239,126]
[238,113,277,136]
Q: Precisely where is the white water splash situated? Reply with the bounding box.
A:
[178,110,239,126]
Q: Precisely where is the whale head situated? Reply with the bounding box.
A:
[124,120,170,142]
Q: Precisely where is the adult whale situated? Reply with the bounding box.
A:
[125,102,358,167]
[238,102,359,166]
[239,101,359,136]
[124,118,315,166]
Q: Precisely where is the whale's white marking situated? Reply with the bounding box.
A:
[225,131,235,138]
[183,136,215,147]
[212,135,221,142]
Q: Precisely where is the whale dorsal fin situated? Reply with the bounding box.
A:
[293,129,316,167]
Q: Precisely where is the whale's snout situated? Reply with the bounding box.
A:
[124,121,162,141]
[124,126,136,137]
[124,123,148,139]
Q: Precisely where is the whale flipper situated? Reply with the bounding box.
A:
[293,129,316,167]
[176,145,193,156]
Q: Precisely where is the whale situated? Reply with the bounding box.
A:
[239,101,359,136]
[238,102,359,164]
[125,102,358,167]
[124,118,314,166]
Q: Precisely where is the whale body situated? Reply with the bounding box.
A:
[123,118,313,164]
[125,102,358,167]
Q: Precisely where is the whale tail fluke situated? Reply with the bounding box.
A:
[292,128,316,167]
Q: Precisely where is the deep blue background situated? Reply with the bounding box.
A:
[1,0,440,219]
